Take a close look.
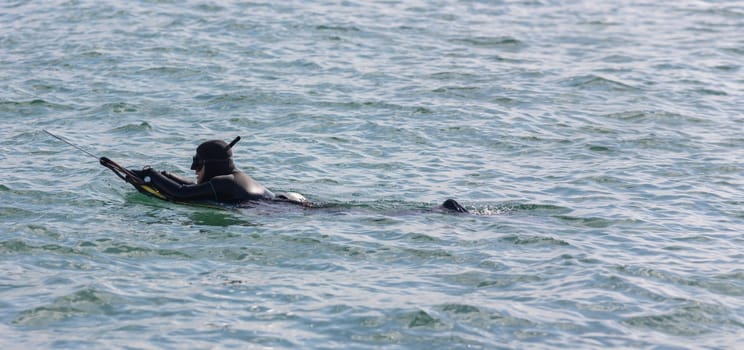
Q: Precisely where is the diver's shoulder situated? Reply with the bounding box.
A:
[210,171,246,181]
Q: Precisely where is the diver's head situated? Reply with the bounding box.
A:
[190,137,240,183]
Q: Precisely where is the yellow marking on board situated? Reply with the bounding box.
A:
[139,185,167,200]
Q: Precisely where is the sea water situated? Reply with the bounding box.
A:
[1,0,742,348]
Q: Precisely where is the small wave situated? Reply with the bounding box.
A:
[0,239,84,256]
[681,6,744,18]
[617,265,744,297]
[495,202,571,214]
[196,93,251,103]
[623,302,741,336]
[712,64,740,72]
[0,206,36,220]
[403,310,447,329]
[13,288,122,326]
[616,265,697,285]
[451,36,524,48]
[431,86,480,95]
[319,100,410,111]
[560,74,638,91]
[693,87,728,96]
[436,303,533,327]
[98,241,191,258]
[438,303,480,314]
[620,134,690,151]
[93,102,139,114]
[402,233,440,242]
[413,106,433,114]
[600,54,636,63]
[428,71,479,80]
[0,99,74,112]
[555,215,622,228]
[402,247,454,260]
[476,274,543,288]
[578,20,622,27]
[586,144,614,153]
[315,24,361,32]
[441,271,543,290]
[269,59,322,70]
[499,234,570,246]
[722,47,744,55]
[196,91,298,109]
[716,271,744,281]
[353,307,523,346]
[136,66,201,76]
[591,273,668,302]
[704,279,744,297]
[193,3,225,12]
[109,122,152,133]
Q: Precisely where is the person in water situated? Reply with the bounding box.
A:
[130,136,468,213]
[131,137,306,204]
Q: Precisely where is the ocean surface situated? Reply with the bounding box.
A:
[1,0,743,348]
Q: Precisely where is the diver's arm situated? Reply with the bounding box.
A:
[141,168,218,201]
[160,171,195,185]
[127,168,192,184]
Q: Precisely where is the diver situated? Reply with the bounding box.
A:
[130,137,307,205]
[129,136,468,213]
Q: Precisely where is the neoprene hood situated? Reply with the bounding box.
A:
[191,137,241,181]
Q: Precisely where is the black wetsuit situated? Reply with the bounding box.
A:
[124,138,464,211]
[129,167,466,212]
[132,168,275,203]
[128,139,314,206]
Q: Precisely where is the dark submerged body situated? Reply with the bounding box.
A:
[130,138,467,213]
[131,168,468,213]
